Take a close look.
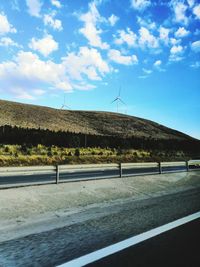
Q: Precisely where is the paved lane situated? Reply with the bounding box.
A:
[0,187,200,266]
[87,218,200,267]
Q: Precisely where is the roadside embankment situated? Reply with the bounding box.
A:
[0,171,199,242]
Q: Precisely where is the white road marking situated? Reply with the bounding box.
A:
[58,211,200,267]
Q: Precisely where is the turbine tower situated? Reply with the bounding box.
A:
[60,94,70,110]
[111,87,126,113]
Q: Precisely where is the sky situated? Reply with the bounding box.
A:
[0,0,200,139]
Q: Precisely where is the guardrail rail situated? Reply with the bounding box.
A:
[0,160,199,188]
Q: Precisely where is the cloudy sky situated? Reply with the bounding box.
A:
[0,0,200,138]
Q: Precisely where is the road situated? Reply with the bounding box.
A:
[87,218,200,267]
[0,165,191,187]
[0,187,200,266]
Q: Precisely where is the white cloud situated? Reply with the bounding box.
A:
[33,89,46,96]
[170,45,183,54]
[159,26,170,45]
[12,88,45,100]
[0,51,72,99]
[137,17,156,30]
[130,0,151,11]
[139,27,159,49]
[79,2,109,49]
[0,46,112,99]
[169,55,184,62]
[43,13,63,31]
[26,0,42,17]
[175,27,190,38]
[153,59,165,71]
[11,0,20,11]
[170,37,181,45]
[72,82,96,91]
[193,4,200,19]
[0,37,19,47]
[62,46,110,81]
[29,34,58,56]
[142,68,152,74]
[191,40,200,52]
[154,60,162,67]
[12,51,68,87]
[114,28,137,47]
[108,49,138,65]
[187,0,195,7]
[138,75,148,79]
[108,14,119,26]
[190,61,200,68]
[14,89,36,100]
[51,0,62,8]
[169,44,184,61]
[172,1,188,25]
[0,12,17,35]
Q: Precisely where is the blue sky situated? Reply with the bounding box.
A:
[0,0,200,139]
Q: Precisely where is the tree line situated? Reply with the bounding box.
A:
[0,125,200,153]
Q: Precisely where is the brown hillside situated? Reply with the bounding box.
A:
[0,99,195,141]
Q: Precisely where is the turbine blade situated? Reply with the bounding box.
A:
[111,98,118,103]
[65,105,70,109]
[119,98,126,105]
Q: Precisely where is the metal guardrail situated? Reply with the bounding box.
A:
[122,162,159,168]
[59,163,119,170]
[160,161,186,166]
[0,160,199,188]
[0,166,55,176]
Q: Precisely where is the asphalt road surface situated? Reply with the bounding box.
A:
[0,187,200,266]
[87,218,200,267]
[0,165,193,187]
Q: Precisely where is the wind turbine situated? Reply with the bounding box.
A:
[111,87,126,113]
[60,94,70,110]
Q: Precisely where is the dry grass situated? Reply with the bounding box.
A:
[0,99,193,141]
[0,144,189,166]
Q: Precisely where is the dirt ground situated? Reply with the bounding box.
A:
[0,171,199,242]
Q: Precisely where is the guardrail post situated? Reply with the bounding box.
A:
[119,162,122,178]
[56,164,59,184]
[158,162,162,174]
[186,160,189,172]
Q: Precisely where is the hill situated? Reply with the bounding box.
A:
[0,99,195,142]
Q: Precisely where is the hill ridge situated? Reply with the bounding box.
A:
[0,99,195,141]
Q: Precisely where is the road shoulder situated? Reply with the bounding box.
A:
[0,171,199,242]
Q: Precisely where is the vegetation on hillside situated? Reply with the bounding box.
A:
[0,144,191,167]
[0,125,199,167]
[1,125,199,152]
[0,99,199,167]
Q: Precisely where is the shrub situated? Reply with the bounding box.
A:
[133,151,138,157]
[21,144,28,153]
[4,146,10,153]
[117,148,122,155]
[75,148,80,157]
[47,151,53,157]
